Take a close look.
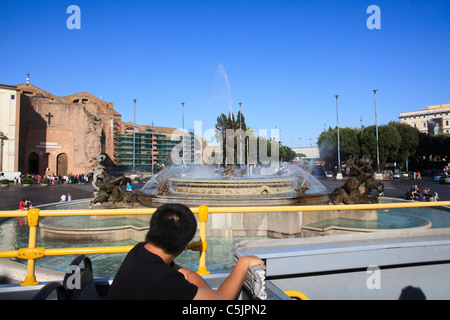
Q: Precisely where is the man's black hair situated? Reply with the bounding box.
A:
[145,203,197,255]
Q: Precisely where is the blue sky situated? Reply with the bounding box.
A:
[1,0,449,148]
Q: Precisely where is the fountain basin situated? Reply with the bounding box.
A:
[39,216,150,242]
[137,165,330,206]
[35,199,434,241]
[169,177,298,196]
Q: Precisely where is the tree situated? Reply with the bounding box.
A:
[388,122,419,170]
[378,123,401,170]
[215,112,247,166]
[318,127,361,170]
[279,144,296,162]
[361,122,403,171]
[318,127,339,169]
[236,111,247,131]
[214,112,295,166]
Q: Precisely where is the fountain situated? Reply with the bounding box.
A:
[135,164,329,207]
[35,162,332,242]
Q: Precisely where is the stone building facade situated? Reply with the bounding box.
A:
[16,83,121,176]
[0,84,20,172]
[399,103,450,135]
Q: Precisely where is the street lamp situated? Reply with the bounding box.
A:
[239,102,242,168]
[335,95,343,179]
[133,99,136,173]
[373,90,380,174]
[0,131,6,172]
[181,102,185,167]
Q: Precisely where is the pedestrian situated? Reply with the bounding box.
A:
[68,193,72,201]
[433,190,439,202]
[19,198,27,210]
[60,194,67,202]
[25,198,34,209]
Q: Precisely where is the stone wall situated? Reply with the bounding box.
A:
[16,83,121,175]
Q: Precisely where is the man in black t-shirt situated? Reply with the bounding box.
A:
[107,203,264,300]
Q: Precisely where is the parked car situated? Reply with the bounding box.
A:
[439,175,450,184]
[392,172,401,179]
[0,171,21,181]
[434,173,445,182]
[325,171,333,178]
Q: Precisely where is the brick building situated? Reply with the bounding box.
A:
[2,80,206,177]
[15,82,121,176]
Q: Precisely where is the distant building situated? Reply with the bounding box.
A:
[0,84,20,172]
[398,103,450,135]
[292,147,320,160]
[114,123,203,170]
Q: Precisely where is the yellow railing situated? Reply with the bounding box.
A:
[283,290,310,300]
[0,205,210,286]
[1,201,450,286]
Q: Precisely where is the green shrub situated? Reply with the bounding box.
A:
[22,178,33,185]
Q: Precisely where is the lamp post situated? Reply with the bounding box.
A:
[373,90,380,174]
[239,102,242,168]
[335,95,343,179]
[0,131,5,172]
[181,102,185,167]
[133,99,136,173]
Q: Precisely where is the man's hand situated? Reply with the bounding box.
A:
[193,255,265,300]
[238,255,264,269]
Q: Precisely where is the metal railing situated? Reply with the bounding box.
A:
[0,206,209,286]
[1,201,450,286]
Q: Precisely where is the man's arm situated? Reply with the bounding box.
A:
[175,265,210,289]
[191,255,264,300]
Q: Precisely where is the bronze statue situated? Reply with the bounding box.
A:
[329,158,384,205]
[90,155,136,207]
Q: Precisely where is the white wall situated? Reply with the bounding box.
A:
[0,86,18,172]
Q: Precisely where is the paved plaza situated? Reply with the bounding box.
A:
[0,183,96,211]
[1,176,450,212]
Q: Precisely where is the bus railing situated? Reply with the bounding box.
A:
[1,201,450,286]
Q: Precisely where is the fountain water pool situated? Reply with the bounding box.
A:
[2,164,450,279]
[0,215,264,277]
[2,198,450,278]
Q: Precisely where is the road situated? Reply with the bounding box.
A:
[319,175,450,201]
[1,176,449,211]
